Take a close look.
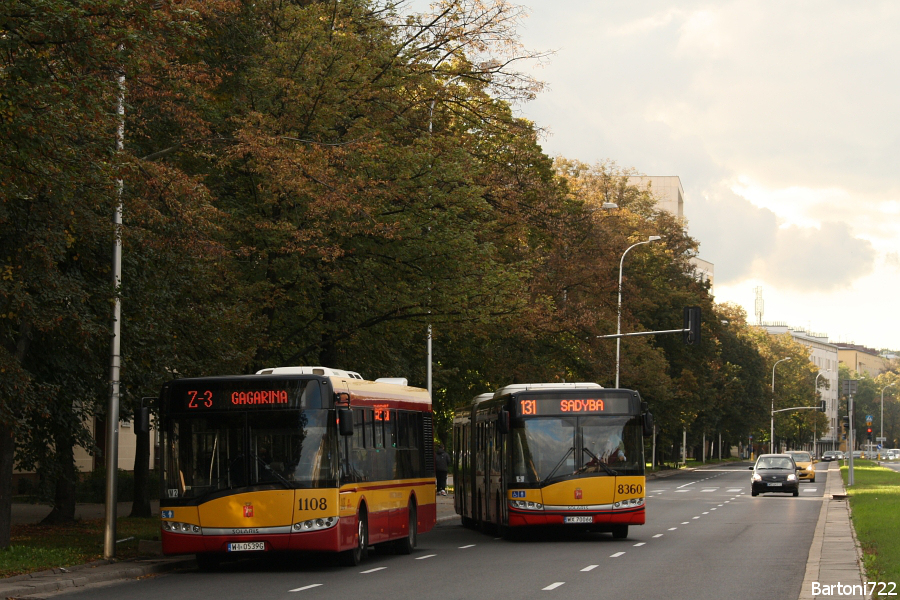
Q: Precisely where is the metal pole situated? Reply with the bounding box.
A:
[615,237,660,388]
[882,383,895,460]
[104,62,125,559]
[848,393,854,486]
[771,357,791,454]
[427,325,432,398]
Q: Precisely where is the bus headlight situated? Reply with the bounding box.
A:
[162,521,202,535]
[293,516,338,532]
[613,498,645,509]
[509,500,543,510]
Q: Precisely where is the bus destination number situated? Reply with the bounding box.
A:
[299,497,327,511]
[617,483,643,495]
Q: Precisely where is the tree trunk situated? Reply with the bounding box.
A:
[40,430,77,525]
[0,424,15,549]
[130,425,151,517]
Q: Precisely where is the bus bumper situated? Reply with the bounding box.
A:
[507,505,645,527]
[162,526,342,555]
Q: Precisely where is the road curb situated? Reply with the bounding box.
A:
[0,556,193,599]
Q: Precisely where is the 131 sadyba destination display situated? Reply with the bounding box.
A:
[517,395,633,416]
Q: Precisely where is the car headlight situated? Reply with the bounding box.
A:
[751,473,761,482]
[787,474,797,481]
[805,465,813,471]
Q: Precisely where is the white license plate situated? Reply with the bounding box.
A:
[767,483,782,487]
[564,516,593,524]
[227,542,265,552]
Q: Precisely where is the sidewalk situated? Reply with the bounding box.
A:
[799,461,868,600]
[0,494,460,598]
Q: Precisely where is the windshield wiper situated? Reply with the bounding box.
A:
[251,452,293,489]
[580,447,617,476]
[541,447,574,486]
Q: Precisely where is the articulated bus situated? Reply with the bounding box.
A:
[453,383,653,539]
[159,366,435,568]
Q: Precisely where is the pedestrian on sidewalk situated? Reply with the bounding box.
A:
[435,443,450,496]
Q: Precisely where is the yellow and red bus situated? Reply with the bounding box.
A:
[159,366,435,568]
[453,383,653,539]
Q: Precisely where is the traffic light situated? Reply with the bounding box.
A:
[683,306,701,346]
[841,416,850,440]
[867,427,873,442]
[819,400,826,412]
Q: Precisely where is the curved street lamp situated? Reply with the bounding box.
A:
[813,370,830,458]
[615,235,662,388]
[771,357,792,453]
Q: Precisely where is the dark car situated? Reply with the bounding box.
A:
[750,454,799,497]
[821,451,840,462]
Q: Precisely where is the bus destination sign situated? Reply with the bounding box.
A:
[517,395,633,417]
[186,388,291,411]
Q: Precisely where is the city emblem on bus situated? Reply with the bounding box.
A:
[243,503,254,518]
[574,489,583,500]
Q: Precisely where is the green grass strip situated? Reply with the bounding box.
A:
[841,461,900,594]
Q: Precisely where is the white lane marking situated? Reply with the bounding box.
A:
[676,482,696,488]
[361,567,386,574]
[804,488,818,492]
[290,584,323,592]
[668,527,677,530]
[674,490,689,493]
[702,511,709,514]
[701,488,717,492]
[727,488,743,492]
[692,516,700,519]
[718,504,724,506]
[653,534,664,538]
[459,544,476,549]
[610,552,625,558]
[581,565,599,572]
[710,508,717,511]
[633,542,645,547]
[543,582,566,591]
[681,521,689,524]
[416,554,436,560]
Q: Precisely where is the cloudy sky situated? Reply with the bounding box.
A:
[407,1,900,350]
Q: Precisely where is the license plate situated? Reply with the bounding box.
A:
[564,516,593,524]
[767,483,782,487]
[227,542,265,552]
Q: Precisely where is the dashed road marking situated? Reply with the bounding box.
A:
[674,490,689,493]
[290,584,323,592]
[633,542,645,547]
[668,527,677,530]
[653,534,664,538]
[727,488,743,492]
[361,567,386,574]
[581,565,599,572]
[692,516,700,519]
[416,554,436,560]
[543,582,565,591]
[459,544,476,549]
[610,552,625,558]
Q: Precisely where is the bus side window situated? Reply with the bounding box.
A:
[374,410,384,449]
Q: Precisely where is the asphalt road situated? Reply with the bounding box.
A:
[45,462,829,600]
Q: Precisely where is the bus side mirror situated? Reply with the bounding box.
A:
[135,407,150,434]
[642,412,654,437]
[497,410,509,434]
[338,408,353,436]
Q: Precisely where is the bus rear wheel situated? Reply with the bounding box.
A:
[342,509,368,566]
[611,525,628,539]
[394,501,417,555]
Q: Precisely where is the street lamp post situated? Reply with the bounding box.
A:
[882,382,896,458]
[813,370,830,458]
[771,357,792,454]
[615,235,662,388]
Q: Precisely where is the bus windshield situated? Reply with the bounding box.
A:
[163,409,339,500]
[509,416,643,485]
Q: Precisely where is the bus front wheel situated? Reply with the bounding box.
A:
[611,525,628,539]
[342,509,368,566]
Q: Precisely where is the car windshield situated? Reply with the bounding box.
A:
[789,452,811,462]
[756,457,794,470]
